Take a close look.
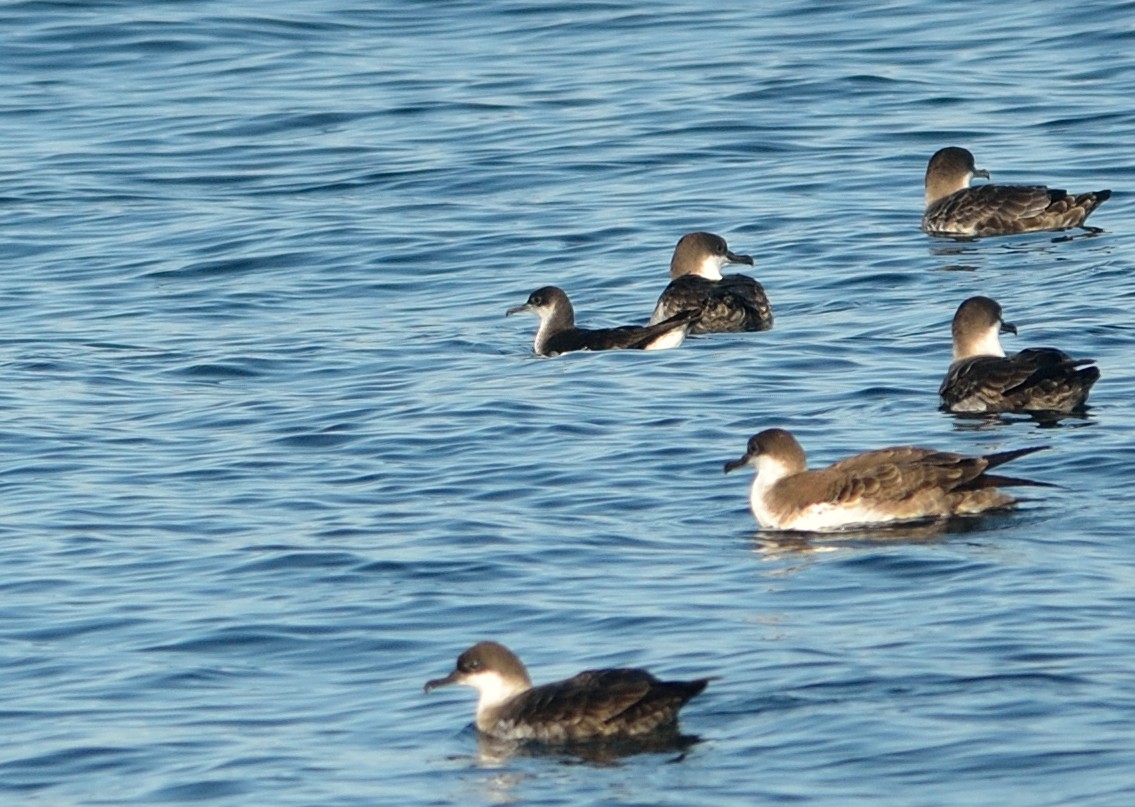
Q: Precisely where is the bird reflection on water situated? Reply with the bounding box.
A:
[746,515,1019,560]
[471,728,703,767]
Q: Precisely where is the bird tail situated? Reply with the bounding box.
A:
[670,677,712,704]
[1081,188,1112,209]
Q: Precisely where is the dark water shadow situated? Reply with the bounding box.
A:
[751,518,950,557]
[472,729,703,767]
[747,511,1031,558]
[1051,225,1105,241]
[926,226,1106,252]
[945,408,1096,431]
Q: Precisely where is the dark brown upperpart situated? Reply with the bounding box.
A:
[492,667,709,741]
[941,351,1100,415]
[922,148,1110,236]
[655,274,772,333]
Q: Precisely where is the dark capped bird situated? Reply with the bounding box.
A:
[507,285,699,356]
[921,146,1110,237]
[650,232,772,333]
[424,641,709,743]
[724,428,1048,532]
[940,296,1100,415]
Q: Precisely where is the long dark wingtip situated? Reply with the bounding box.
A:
[984,444,1048,470]
[663,308,701,327]
[683,678,711,701]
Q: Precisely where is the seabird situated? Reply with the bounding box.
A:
[424,641,709,743]
[940,296,1100,415]
[921,146,1111,237]
[723,428,1048,532]
[508,285,699,356]
[650,232,772,333]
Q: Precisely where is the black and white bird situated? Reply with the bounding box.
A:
[649,232,772,333]
[508,285,698,356]
[921,147,1110,237]
[940,296,1100,415]
[724,428,1048,532]
[425,641,709,743]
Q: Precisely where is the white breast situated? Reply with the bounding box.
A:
[643,327,688,351]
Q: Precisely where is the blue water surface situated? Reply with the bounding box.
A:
[2,1,1135,805]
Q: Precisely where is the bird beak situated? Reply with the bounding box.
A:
[726,249,754,266]
[1000,320,1018,336]
[723,454,752,474]
[973,168,990,180]
[506,303,531,317]
[424,670,461,693]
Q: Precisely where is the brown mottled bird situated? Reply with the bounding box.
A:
[921,146,1110,237]
[424,641,709,743]
[940,296,1100,415]
[507,286,699,356]
[724,428,1048,532]
[649,232,772,333]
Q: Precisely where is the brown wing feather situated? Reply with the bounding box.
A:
[941,356,1041,411]
[697,274,772,333]
[930,185,1053,235]
[496,669,704,740]
[942,352,1099,414]
[545,310,696,354]
[654,274,771,333]
[800,450,991,507]
[925,184,1108,236]
[495,672,647,740]
[826,446,942,472]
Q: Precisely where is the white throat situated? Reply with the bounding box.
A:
[696,254,727,281]
[643,324,688,350]
[956,324,1006,360]
[532,311,555,354]
[465,670,527,722]
[749,454,795,529]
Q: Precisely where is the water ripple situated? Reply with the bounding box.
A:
[1,1,1134,805]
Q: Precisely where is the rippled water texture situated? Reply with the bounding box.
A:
[3,1,1135,804]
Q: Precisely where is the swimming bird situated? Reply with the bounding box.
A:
[921,146,1110,237]
[424,641,709,743]
[649,232,772,333]
[940,296,1100,415]
[508,285,699,356]
[723,428,1048,532]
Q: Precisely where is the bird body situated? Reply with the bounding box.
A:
[650,232,772,333]
[922,147,1110,237]
[724,428,1047,532]
[425,641,708,743]
[940,296,1099,414]
[508,286,698,356]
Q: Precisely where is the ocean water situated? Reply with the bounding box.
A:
[3,1,1135,804]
